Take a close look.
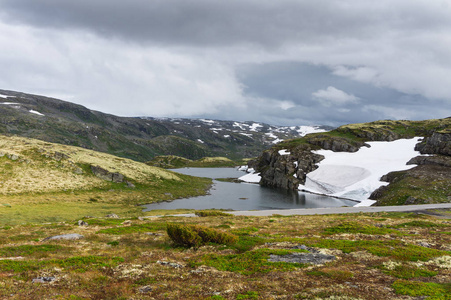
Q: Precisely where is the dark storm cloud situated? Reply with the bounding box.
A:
[2,0,449,48]
[0,0,450,126]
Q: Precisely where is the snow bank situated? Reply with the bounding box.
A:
[0,102,20,105]
[29,110,45,116]
[239,171,261,183]
[278,149,290,155]
[300,137,422,205]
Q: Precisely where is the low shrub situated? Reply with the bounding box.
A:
[166,223,238,248]
[195,210,233,217]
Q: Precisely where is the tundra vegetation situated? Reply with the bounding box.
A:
[0,210,450,299]
[0,119,450,299]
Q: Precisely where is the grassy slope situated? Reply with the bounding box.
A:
[277,118,451,150]
[0,135,211,225]
[0,211,449,299]
[146,155,250,169]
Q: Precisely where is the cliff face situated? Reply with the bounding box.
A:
[415,131,451,156]
[251,118,451,205]
[253,144,323,190]
[253,137,365,190]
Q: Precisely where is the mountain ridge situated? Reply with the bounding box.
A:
[0,89,328,161]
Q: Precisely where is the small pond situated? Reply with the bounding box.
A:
[142,168,358,211]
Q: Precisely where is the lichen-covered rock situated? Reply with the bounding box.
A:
[42,233,84,241]
[415,132,451,156]
[407,155,451,168]
[91,165,125,183]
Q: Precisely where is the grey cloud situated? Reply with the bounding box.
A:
[235,62,451,126]
[2,0,449,48]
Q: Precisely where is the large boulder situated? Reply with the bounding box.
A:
[415,132,451,156]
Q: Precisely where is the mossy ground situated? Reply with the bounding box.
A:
[0,211,450,299]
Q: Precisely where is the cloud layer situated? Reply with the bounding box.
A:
[0,0,450,125]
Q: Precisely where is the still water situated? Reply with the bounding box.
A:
[142,168,358,211]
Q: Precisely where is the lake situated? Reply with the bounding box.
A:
[142,168,358,211]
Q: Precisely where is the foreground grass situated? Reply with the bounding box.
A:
[0,210,450,299]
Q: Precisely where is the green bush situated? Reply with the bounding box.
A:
[166,223,238,248]
[195,210,233,217]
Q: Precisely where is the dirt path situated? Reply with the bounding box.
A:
[226,203,451,217]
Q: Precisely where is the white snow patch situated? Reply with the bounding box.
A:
[249,123,263,132]
[278,149,290,155]
[197,139,204,144]
[29,110,44,116]
[233,122,247,130]
[223,135,230,138]
[237,165,248,171]
[0,102,20,105]
[200,119,215,124]
[265,132,283,144]
[300,137,422,205]
[239,133,253,138]
[296,126,327,136]
[239,172,261,183]
[0,94,12,98]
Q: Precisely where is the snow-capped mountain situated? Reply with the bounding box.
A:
[0,89,330,161]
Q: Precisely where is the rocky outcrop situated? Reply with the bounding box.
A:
[415,132,451,156]
[91,165,125,183]
[305,135,368,152]
[407,155,451,168]
[255,145,324,190]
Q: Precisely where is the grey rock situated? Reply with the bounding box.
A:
[126,181,136,188]
[291,244,319,253]
[268,252,336,265]
[32,276,56,283]
[106,214,119,218]
[78,220,88,226]
[157,260,184,268]
[415,132,451,156]
[91,165,125,183]
[43,234,84,241]
[138,286,153,293]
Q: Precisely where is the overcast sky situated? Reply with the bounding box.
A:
[1,0,450,126]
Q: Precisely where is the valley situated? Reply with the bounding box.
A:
[0,90,450,300]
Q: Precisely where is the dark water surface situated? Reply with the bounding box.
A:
[142,168,357,211]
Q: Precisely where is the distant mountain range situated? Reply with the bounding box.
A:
[0,89,330,161]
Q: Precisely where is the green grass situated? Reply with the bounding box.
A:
[0,244,69,258]
[392,280,450,298]
[96,223,167,235]
[379,264,438,279]
[393,220,448,228]
[190,249,307,275]
[195,210,234,217]
[300,238,449,261]
[0,255,124,273]
[323,221,396,235]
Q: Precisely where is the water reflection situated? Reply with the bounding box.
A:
[142,168,357,211]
